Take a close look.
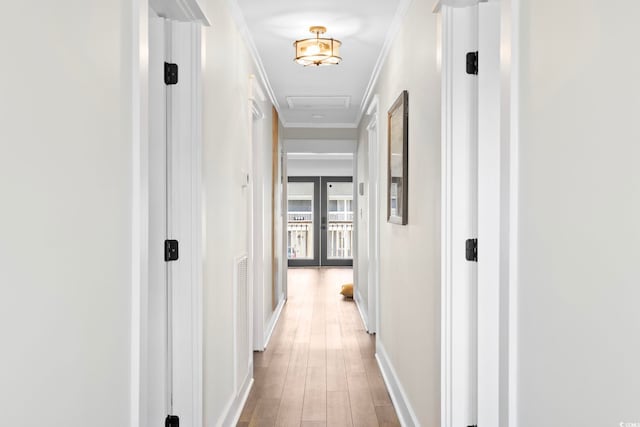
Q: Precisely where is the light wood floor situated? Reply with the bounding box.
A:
[237,268,400,427]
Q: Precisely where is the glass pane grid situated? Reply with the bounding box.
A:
[326,182,353,260]
[287,182,315,260]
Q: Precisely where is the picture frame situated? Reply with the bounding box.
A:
[387,90,408,225]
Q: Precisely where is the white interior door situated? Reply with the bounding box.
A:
[148,16,202,427]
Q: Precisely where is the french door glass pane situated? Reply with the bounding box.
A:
[326,181,353,260]
[287,182,315,259]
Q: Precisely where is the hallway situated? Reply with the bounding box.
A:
[238,268,399,426]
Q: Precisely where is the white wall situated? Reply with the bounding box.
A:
[515,1,640,425]
[199,0,283,424]
[283,127,358,140]
[359,0,441,424]
[287,158,354,177]
[0,2,133,426]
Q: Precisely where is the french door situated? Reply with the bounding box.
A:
[287,176,354,267]
[320,177,353,266]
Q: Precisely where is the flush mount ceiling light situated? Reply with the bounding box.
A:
[293,26,342,67]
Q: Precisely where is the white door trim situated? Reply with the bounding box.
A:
[438,1,521,426]
[502,1,520,425]
[280,148,288,301]
[131,2,208,426]
[440,8,454,420]
[477,2,501,425]
[130,2,150,426]
[439,5,479,427]
[249,75,267,352]
[367,95,380,335]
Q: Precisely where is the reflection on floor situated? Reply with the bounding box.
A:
[238,268,400,427]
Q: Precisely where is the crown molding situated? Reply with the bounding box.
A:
[225,0,281,117]
[356,0,414,127]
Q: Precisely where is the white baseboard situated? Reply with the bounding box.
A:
[262,294,286,350]
[376,340,420,427]
[218,367,254,427]
[354,292,371,333]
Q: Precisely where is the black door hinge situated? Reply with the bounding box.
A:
[465,238,478,262]
[165,62,178,85]
[468,425,478,427]
[466,51,478,75]
[165,239,179,262]
[165,415,179,427]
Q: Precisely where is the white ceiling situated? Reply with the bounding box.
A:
[234,0,403,128]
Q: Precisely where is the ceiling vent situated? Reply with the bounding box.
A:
[286,96,351,110]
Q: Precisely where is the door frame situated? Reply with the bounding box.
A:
[287,176,321,267]
[437,1,519,426]
[130,2,208,426]
[320,176,354,267]
[440,4,479,426]
[367,96,380,334]
[477,2,502,426]
[249,75,267,351]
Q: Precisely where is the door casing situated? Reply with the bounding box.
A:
[147,11,205,427]
[439,2,504,427]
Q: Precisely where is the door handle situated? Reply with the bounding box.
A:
[321,216,326,230]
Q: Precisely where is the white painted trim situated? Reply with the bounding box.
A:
[366,95,380,335]
[504,1,520,425]
[352,135,358,307]
[134,8,204,426]
[280,147,289,301]
[130,1,150,426]
[477,3,501,425]
[250,100,265,120]
[249,76,266,353]
[217,373,254,427]
[262,295,286,350]
[190,22,205,427]
[354,293,371,332]
[250,74,266,102]
[439,7,454,426]
[376,341,420,427]
[249,75,266,120]
[357,0,414,126]
[224,0,280,115]
[439,6,480,426]
[366,94,380,116]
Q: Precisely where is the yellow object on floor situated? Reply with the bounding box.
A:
[340,283,354,298]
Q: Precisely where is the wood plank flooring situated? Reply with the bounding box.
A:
[238,268,400,427]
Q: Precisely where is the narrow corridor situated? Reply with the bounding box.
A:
[238,268,399,426]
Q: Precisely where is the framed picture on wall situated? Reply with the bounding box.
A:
[387,90,408,225]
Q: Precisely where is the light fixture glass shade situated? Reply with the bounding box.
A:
[293,27,342,66]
